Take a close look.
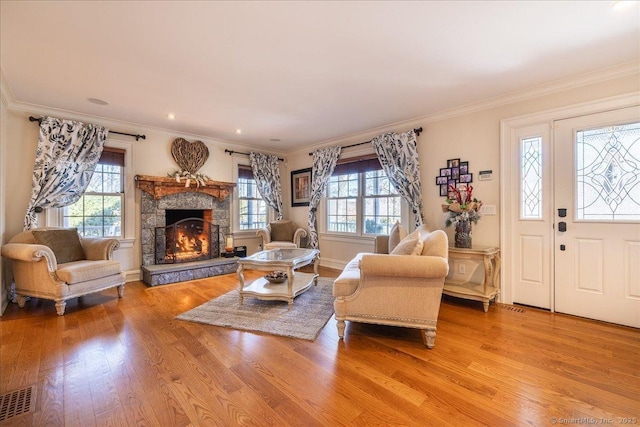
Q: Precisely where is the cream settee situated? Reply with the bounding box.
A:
[1,228,125,315]
[333,224,449,348]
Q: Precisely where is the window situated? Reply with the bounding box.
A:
[364,170,401,234]
[576,122,640,221]
[63,147,125,237]
[520,136,543,219]
[327,173,358,233]
[327,155,401,235]
[237,165,268,230]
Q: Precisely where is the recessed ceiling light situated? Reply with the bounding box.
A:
[611,1,636,11]
[235,129,242,134]
[88,98,109,105]
[269,138,281,142]
[167,113,176,120]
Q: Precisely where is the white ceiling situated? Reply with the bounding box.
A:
[1,1,638,151]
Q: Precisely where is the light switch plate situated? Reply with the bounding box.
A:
[481,204,496,215]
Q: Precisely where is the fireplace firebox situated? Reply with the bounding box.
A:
[155,216,220,264]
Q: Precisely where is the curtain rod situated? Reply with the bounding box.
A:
[224,149,284,162]
[29,116,147,141]
[308,127,422,156]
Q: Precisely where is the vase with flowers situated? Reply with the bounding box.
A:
[442,185,482,248]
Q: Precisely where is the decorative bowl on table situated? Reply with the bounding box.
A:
[264,271,287,284]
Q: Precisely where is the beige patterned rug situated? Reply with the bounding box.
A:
[176,277,334,341]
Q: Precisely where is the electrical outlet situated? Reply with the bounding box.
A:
[457,263,466,275]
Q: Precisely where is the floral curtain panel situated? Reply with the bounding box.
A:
[372,129,425,228]
[249,152,284,220]
[24,117,109,230]
[308,146,341,249]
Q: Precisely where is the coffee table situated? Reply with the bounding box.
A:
[236,248,320,308]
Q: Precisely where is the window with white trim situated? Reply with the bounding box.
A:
[63,147,125,237]
[327,155,401,235]
[237,165,268,230]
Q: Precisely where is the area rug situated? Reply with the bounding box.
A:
[176,277,335,341]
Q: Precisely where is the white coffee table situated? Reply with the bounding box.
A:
[236,248,320,308]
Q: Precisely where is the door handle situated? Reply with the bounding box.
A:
[558,222,567,232]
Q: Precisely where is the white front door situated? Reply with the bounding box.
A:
[553,107,640,328]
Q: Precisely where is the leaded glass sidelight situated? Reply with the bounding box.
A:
[521,136,543,219]
[576,122,640,221]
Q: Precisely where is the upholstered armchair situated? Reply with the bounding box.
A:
[1,227,125,315]
[256,220,307,250]
[333,224,449,348]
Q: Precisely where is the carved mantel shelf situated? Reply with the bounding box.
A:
[135,175,236,201]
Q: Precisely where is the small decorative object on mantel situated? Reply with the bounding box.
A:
[442,184,482,248]
[168,138,210,187]
[169,169,210,188]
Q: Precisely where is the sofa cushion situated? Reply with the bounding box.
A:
[56,259,122,284]
[32,228,85,264]
[390,237,424,255]
[401,225,437,257]
[333,253,364,297]
[271,220,294,242]
[388,221,408,253]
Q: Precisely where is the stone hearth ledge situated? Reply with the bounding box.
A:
[142,258,238,286]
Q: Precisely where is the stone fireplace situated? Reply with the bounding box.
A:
[136,175,237,286]
[155,212,219,264]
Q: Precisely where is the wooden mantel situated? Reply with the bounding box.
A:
[135,175,236,201]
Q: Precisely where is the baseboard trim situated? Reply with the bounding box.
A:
[125,270,141,282]
[319,258,347,271]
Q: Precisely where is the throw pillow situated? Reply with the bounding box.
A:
[270,221,294,242]
[388,221,408,253]
[32,228,85,264]
[390,237,424,256]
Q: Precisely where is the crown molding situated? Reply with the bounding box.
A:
[418,60,640,124]
[4,61,638,158]
[0,68,15,108]
[6,98,287,159]
[290,61,640,156]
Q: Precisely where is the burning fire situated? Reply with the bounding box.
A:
[166,226,210,262]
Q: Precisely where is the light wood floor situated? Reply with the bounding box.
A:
[1,266,639,426]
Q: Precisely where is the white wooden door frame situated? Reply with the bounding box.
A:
[499,92,639,307]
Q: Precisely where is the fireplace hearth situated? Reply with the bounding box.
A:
[136,175,237,286]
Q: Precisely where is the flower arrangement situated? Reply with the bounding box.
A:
[442,184,482,227]
[168,169,210,188]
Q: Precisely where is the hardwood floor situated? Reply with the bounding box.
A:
[1,266,639,426]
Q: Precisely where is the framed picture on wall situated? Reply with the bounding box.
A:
[437,158,472,197]
[452,167,460,180]
[460,173,473,183]
[459,161,469,174]
[436,176,448,185]
[291,168,312,206]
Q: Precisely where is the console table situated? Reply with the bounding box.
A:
[443,246,501,312]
